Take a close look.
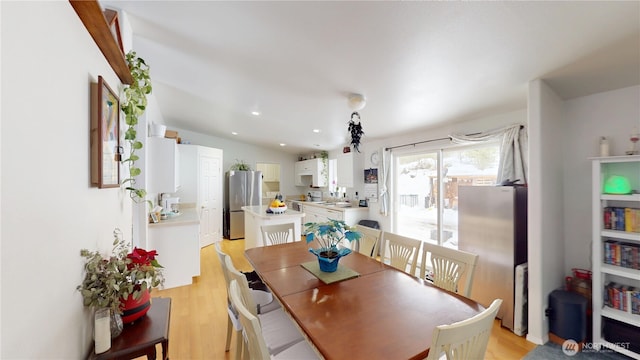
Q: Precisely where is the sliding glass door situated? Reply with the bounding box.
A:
[393,143,499,248]
[394,151,441,244]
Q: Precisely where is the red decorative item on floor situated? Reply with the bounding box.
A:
[121,288,151,324]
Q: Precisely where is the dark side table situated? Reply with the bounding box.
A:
[87,297,171,360]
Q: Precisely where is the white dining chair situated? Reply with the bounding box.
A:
[380,231,422,276]
[426,299,502,360]
[229,280,319,360]
[354,224,382,258]
[214,243,280,359]
[225,256,305,356]
[419,242,479,298]
[214,242,244,358]
[261,223,295,246]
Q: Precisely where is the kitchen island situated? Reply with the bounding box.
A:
[242,205,305,249]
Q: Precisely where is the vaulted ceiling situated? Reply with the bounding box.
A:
[103,1,640,154]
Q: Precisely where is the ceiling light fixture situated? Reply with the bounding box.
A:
[251,111,260,116]
[231,132,238,135]
[313,129,320,133]
[348,93,366,111]
[279,143,286,147]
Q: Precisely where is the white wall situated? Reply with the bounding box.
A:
[562,85,640,274]
[2,2,132,358]
[527,79,567,344]
[526,83,640,345]
[169,128,300,195]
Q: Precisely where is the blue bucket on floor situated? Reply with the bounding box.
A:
[547,290,587,342]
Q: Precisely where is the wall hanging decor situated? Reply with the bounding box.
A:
[348,111,364,152]
[91,76,120,188]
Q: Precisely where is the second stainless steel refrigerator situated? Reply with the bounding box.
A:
[458,185,527,332]
[225,170,262,240]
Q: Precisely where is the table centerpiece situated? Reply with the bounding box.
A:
[305,219,361,272]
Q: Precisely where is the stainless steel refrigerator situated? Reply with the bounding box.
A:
[457,185,527,332]
[224,170,262,240]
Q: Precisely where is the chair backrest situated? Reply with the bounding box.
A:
[426,299,502,360]
[354,225,381,258]
[261,223,295,246]
[214,242,232,295]
[420,243,479,297]
[225,256,259,317]
[380,231,422,276]
[229,280,272,360]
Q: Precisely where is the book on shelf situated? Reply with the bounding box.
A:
[605,282,640,314]
[603,240,640,269]
[603,207,640,233]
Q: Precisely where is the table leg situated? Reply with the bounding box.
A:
[161,339,169,360]
[146,346,156,360]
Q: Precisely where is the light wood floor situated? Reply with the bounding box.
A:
[146,239,536,359]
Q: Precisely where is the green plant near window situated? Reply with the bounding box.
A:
[121,51,152,204]
[320,150,328,181]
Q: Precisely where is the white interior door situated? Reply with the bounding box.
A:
[199,148,222,247]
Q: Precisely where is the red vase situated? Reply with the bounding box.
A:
[121,289,151,324]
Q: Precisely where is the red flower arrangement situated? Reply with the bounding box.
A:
[127,247,161,269]
[78,229,164,316]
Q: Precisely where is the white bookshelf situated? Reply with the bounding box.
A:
[591,155,640,359]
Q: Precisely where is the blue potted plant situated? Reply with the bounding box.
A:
[305,219,361,272]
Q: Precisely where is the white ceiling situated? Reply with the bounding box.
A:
[103,1,640,154]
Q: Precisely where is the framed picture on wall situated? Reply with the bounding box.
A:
[364,168,378,184]
[91,76,120,188]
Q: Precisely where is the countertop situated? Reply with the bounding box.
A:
[293,200,369,212]
[149,207,199,227]
[242,205,304,219]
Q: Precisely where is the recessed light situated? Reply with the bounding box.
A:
[279,143,286,147]
[231,132,238,135]
[313,129,320,133]
[251,111,260,116]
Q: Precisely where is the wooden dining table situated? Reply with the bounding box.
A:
[245,241,485,360]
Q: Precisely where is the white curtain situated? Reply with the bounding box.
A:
[450,124,528,184]
[379,148,392,216]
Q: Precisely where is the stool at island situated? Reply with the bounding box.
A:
[87,297,171,360]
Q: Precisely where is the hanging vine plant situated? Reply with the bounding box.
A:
[348,111,364,152]
[121,51,152,204]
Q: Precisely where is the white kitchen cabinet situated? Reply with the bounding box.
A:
[148,209,200,289]
[343,207,368,227]
[302,204,342,225]
[591,155,640,359]
[295,158,326,187]
[301,203,368,227]
[337,152,363,188]
[177,145,223,248]
[147,137,180,193]
[257,163,280,182]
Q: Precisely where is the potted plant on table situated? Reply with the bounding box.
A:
[77,228,164,339]
[305,219,361,272]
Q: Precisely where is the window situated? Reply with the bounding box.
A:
[393,143,499,248]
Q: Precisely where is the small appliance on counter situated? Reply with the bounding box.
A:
[162,196,180,215]
[307,190,322,202]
